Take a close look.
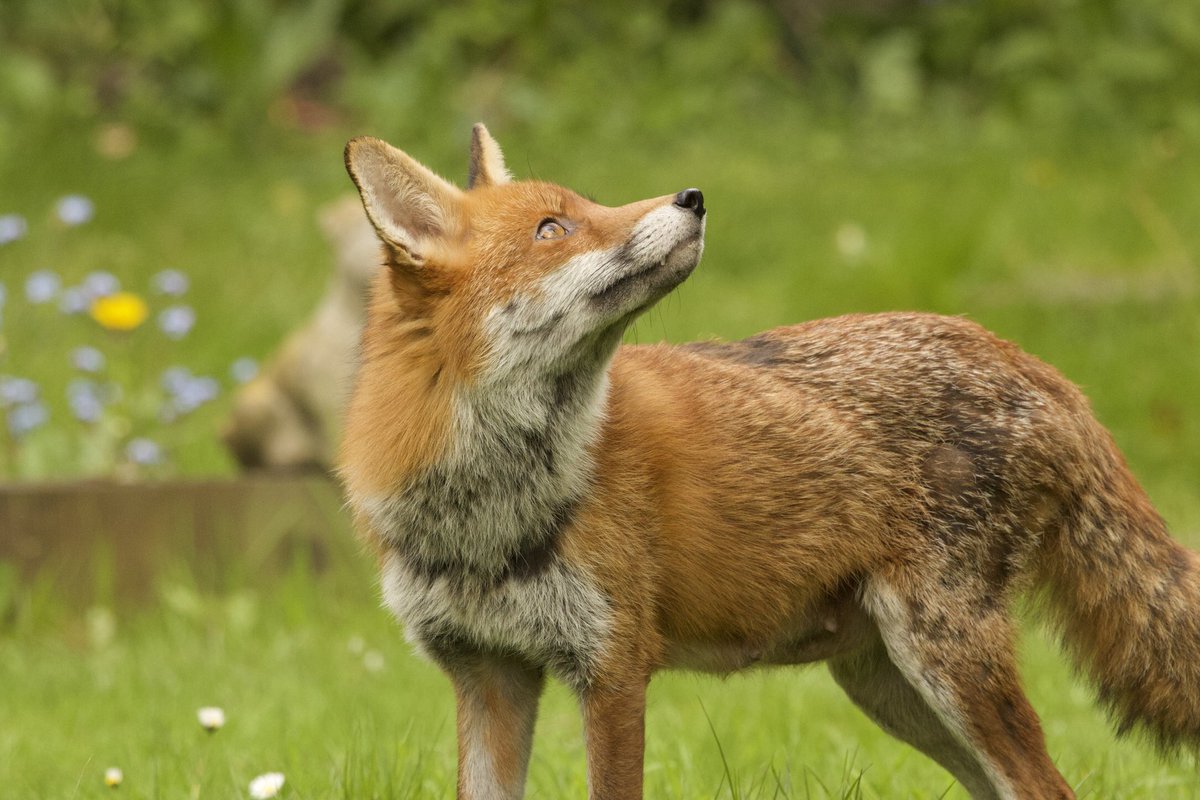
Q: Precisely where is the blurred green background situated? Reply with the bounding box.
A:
[1,0,1197,490]
[2,1,1200,797]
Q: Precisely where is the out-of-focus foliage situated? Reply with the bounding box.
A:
[0,0,780,137]
[1,0,1197,484]
[2,0,1199,139]
[775,0,1200,127]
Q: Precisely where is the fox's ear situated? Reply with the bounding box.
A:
[467,123,511,189]
[344,137,463,266]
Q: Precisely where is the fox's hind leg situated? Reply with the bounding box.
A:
[860,570,1074,800]
[829,629,1001,799]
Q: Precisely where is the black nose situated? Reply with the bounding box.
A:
[673,188,705,218]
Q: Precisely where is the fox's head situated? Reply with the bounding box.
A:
[344,125,705,386]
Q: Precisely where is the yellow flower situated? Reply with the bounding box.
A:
[90,292,149,331]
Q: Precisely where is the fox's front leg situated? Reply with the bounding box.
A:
[581,677,648,800]
[450,657,544,800]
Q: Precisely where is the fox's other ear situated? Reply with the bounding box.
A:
[467,123,511,189]
[344,137,463,265]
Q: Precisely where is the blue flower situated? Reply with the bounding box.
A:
[25,270,60,304]
[0,214,27,245]
[57,195,95,226]
[71,346,106,373]
[172,375,219,413]
[59,286,89,314]
[0,376,39,407]
[83,271,120,299]
[152,269,189,296]
[71,396,102,424]
[8,401,48,436]
[67,379,105,423]
[230,357,259,384]
[158,305,196,340]
[160,366,193,395]
[160,368,219,415]
[125,437,164,465]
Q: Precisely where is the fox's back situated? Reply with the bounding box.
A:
[595,313,1104,645]
[613,311,1094,485]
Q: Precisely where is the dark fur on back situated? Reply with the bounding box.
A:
[685,313,1200,752]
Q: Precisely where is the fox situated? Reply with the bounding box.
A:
[339,124,1200,800]
[223,195,378,472]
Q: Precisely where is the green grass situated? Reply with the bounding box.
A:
[4,552,1200,799]
[1,77,1199,796]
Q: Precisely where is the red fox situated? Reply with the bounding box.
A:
[340,124,1199,800]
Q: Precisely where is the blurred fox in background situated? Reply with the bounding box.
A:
[222,195,376,472]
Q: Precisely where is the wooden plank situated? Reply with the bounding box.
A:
[0,476,358,606]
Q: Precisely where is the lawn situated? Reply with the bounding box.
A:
[2,88,1200,796]
[5,546,1200,799]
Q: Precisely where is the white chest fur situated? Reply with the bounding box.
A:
[362,371,613,687]
[381,549,611,688]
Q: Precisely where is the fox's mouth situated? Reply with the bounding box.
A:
[589,261,663,303]
[589,234,703,309]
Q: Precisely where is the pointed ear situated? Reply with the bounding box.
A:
[467,123,511,189]
[344,137,463,265]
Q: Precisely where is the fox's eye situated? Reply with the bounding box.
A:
[535,219,568,241]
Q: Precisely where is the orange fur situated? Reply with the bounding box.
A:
[339,127,1196,800]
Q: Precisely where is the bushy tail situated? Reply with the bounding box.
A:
[1039,440,1200,751]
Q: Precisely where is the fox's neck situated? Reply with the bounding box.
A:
[370,361,609,580]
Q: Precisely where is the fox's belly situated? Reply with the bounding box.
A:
[660,583,873,673]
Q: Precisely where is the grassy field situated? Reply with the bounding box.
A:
[5,547,1200,799]
[2,96,1200,797]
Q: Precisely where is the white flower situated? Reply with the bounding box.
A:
[0,214,27,245]
[158,304,196,339]
[57,194,95,226]
[834,222,868,263]
[86,605,116,648]
[71,346,106,373]
[0,214,26,245]
[104,766,123,787]
[346,635,365,655]
[152,269,189,296]
[249,772,286,799]
[363,650,385,673]
[126,437,164,466]
[7,401,48,437]
[198,706,226,731]
[0,376,38,406]
[25,269,60,303]
[68,379,105,423]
